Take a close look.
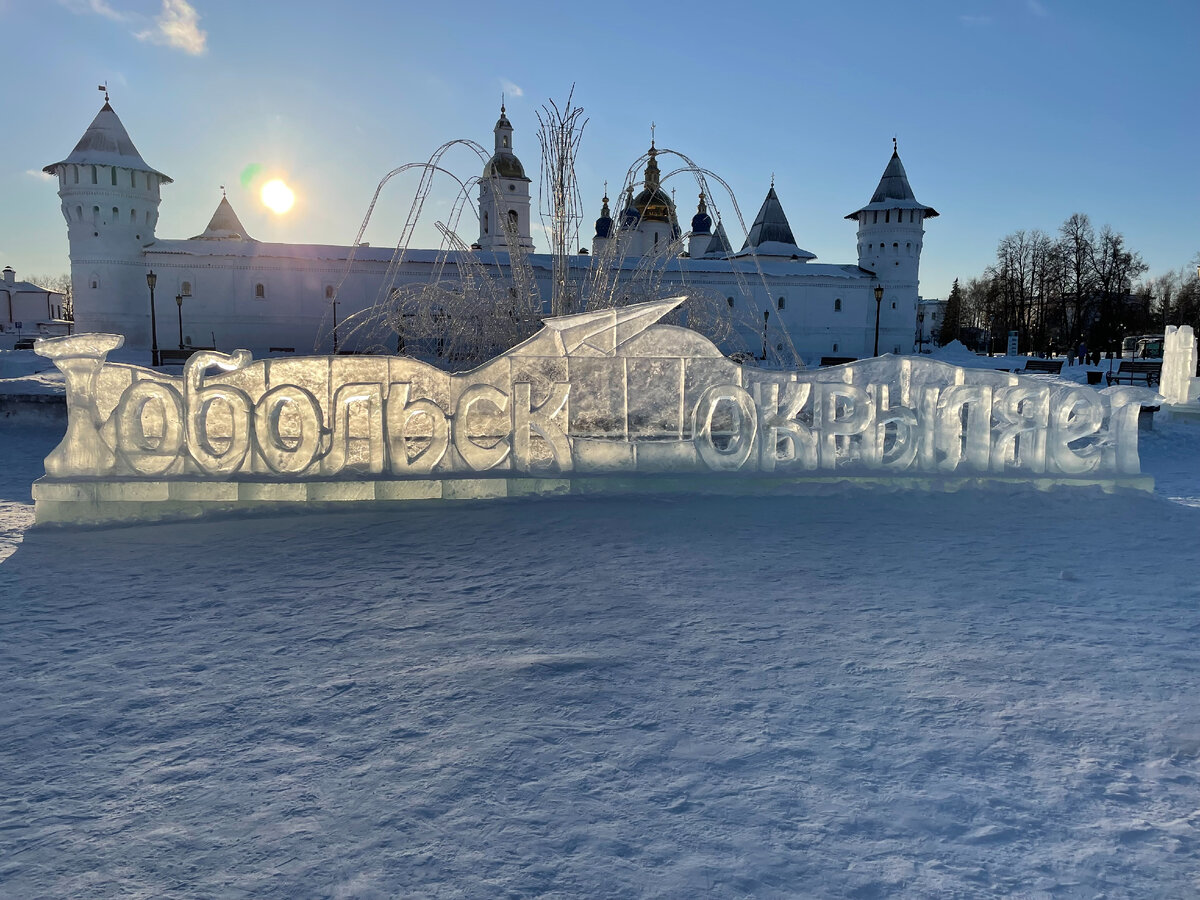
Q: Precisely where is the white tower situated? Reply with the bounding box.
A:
[43,99,171,344]
[687,192,712,258]
[477,105,533,253]
[846,140,938,352]
[590,190,613,256]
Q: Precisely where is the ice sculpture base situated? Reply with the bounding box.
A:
[33,471,1154,527]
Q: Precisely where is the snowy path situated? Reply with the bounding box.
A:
[2,421,1199,898]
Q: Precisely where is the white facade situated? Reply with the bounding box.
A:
[1,268,67,344]
[916,297,947,352]
[46,101,937,364]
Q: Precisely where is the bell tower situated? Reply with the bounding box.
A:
[477,104,533,253]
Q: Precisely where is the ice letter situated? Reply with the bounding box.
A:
[990,385,1050,473]
[114,380,185,476]
[868,384,919,470]
[323,383,386,475]
[937,385,993,472]
[34,333,124,477]
[1100,388,1151,474]
[753,382,817,472]
[386,384,449,475]
[1047,387,1103,475]
[184,350,253,476]
[512,382,572,473]
[915,386,939,471]
[453,384,510,471]
[253,385,324,475]
[814,383,872,469]
[693,383,757,471]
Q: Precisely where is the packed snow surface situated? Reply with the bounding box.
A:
[2,418,1200,898]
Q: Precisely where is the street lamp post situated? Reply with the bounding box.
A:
[332,299,339,354]
[146,270,160,367]
[175,294,185,350]
[762,309,770,361]
[873,284,884,357]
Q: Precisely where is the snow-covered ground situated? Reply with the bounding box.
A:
[2,381,1199,897]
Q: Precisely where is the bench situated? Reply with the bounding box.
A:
[1106,360,1161,387]
[1013,358,1064,375]
[819,356,858,367]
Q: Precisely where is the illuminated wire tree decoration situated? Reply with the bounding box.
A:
[536,88,587,319]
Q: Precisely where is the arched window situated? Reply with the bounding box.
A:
[777,296,785,310]
[91,165,97,184]
[130,209,136,223]
[885,210,890,223]
[483,211,489,234]
[73,165,79,184]
[131,171,137,189]
[325,285,335,299]
[112,207,119,222]
[145,211,152,225]
[75,205,82,221]
[833,343,839,352]
[92,206,99,224]
[893,243,898,249]
[110,167,116,186]
[503,135,510,149]
[254,283,265,299]
[508,209,519,231]
[181,281,192,297]
[872,211,878,224]
[727,296,734,308]
[89,273,100,289]
[891,302,897,309]
[834,298,842,311]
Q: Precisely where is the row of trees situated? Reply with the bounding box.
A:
[938,213,1199,355]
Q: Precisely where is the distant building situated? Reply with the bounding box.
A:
[916,297,946,351]
[44,100,938,363]
[1,267,67,346]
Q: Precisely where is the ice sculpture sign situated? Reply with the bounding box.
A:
[34,298,1155,523]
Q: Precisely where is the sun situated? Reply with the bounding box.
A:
[261,178,295,214]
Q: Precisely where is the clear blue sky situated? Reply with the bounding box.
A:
[2,0,1197,301]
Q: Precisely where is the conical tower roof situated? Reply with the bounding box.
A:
[43,101,171,181]
[736,186,816,260]
[190,196,253,240]
[845,144,937,219]
[703,220,734,257]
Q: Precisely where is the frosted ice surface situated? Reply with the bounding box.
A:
[1162,326,1199,406]
[32,299,1156,517]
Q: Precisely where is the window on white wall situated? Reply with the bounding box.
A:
[254,283,265,299]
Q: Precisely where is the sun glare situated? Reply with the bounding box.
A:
[261,179,295,214]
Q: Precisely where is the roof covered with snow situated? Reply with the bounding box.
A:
[190,197,254,241]
[143,239,873,280]
[42,102,172,182]
[739,188,817,260]
[845,148,936,219]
